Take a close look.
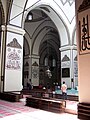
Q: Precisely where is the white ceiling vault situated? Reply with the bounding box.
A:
[10,1,75,28]
[8,0,76,47]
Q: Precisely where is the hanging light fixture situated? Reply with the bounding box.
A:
[45,37,52,78]
[46,66,52,78]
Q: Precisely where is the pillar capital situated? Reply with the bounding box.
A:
[1,25,25,35]
[59,45,77,52]
[29,55,40,59]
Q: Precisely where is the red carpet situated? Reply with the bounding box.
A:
[0,99,37,118]
[0,97,78,118]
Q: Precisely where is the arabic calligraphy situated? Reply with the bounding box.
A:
[79,15,90,54]
[6,48,21,70]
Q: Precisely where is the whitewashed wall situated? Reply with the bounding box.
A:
[61,50,71,88]
[4,25,25,91]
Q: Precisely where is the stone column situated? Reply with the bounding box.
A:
[76,0,90,119]
[59,45,77,88]
[0,25,25,92]
[0,25,6,92]
[30,55,39,86]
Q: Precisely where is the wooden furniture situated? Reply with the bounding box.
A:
[78,102,90,120]
[0,92,23,102]
[23,90,78,101]
[26,96,66,113]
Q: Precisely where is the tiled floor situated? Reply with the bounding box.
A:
[0,97,79,120]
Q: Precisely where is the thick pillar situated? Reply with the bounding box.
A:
[23,55,40,88]
[76,0,90,119]
[0,25,25,92]
[31,55,39,86]
[60,45,77,88]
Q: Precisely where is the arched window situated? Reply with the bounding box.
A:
[52,59,56,67]
[28,12,33,20]
[44,57,48,66]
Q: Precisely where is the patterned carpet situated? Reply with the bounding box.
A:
[0,99,38,118]
[0,96,78,118]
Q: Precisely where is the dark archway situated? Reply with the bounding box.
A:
[24,9,61,89]
[39,28,61,89]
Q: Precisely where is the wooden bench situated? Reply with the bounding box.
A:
[24,90,78,101]
[0,92,23,102]
[26,96,66,113]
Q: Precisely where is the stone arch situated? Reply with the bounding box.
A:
[9,0,76,89]
[72,26,76,45]
[39,37,60,65]
[31,22,59,55]
[9,1,72,55]
[22,4,70,54]
[0,0,5,25]
[38,5,70,46]
[23,37,30,56]
[24,29,32,54]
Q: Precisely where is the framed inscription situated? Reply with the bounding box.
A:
[62,68,70,78]
[79,15,90,54]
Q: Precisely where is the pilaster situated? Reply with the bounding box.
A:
[30,55,40,86]
[76,0,90,119]
[0,25,25,92]
[59,45,77,88]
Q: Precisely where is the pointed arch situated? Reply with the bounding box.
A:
[0,0,5,25]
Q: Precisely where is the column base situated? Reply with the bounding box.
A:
[78,102,90,120]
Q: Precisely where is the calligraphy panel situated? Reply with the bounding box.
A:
[78,9,90,55]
